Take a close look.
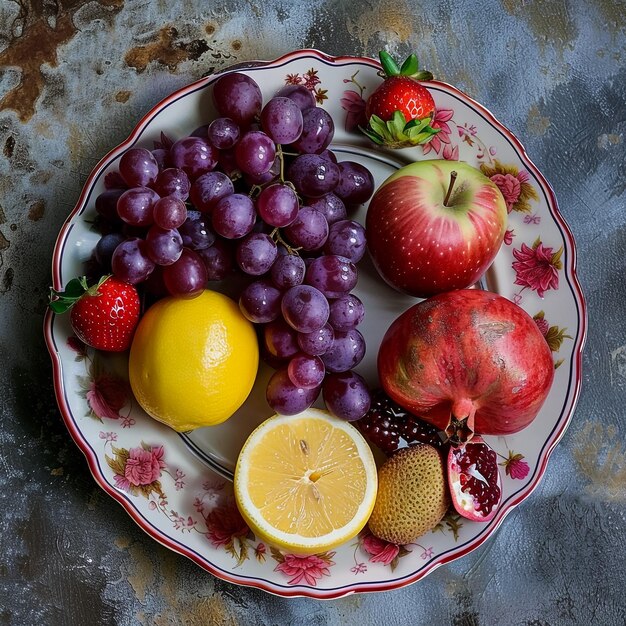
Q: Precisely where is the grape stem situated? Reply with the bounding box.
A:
[277,144,286,183]
[270,227,302,255]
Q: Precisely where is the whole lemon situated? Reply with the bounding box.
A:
[129,289,259,432]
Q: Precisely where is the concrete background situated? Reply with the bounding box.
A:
[1,0,625,624]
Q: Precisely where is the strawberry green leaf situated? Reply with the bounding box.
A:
[63,278,87,299]
[389,110,408,136]
[399,54,419,76]
[360,128,384,144]
[379,50,400,77]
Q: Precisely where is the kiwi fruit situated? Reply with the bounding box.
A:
[368,444,449,545]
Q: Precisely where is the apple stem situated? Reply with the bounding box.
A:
[443,171,458,207]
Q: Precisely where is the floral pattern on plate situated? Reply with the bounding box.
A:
[45,49,586,598]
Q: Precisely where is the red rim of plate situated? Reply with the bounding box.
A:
[44,48,587,599]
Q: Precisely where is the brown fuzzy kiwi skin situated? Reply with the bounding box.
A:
[368,444,449,545]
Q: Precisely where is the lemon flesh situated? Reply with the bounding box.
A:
[234,409,378,555]
[129,290,259,432]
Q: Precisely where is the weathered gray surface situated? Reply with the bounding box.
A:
[1,1,625,624]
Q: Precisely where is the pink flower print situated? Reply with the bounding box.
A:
[124,445,166,487]
[275,553,333,586]
[87,374,130,420]
[255,543,267,563]
[351,562,367,574]
[512,242,562,297]
[99,431,117,443]
[443,143,459,161]
[421,547,434,560]
[303,68,321,90]
[362,533,400,565]
[534,316,550,336]
[285,73,302,85]
[172,511,197,532]
[422,108,454,155]
[67,336,87,358]
[340,90,367,132]
[121,416,135,428]
[491,173,521,213]
[500,451,530,480]
[523,213,541,225]
[174,468,185,491]
[205,503,249,548]
[504,229,515,245]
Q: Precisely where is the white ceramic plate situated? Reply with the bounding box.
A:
[45,50,586,598]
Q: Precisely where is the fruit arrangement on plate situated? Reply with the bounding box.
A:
[45,49,584,597]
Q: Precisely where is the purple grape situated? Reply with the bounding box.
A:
[196,238,233,281]
[117,187,159,227]
[335,161,375,205]
[324,219,367,262]
[321,329,366,373]
[190,124,210,138]
[95,188,125,220]
[297,323,334,356]
[152,168,190,200]
[304,193,347,225]
[257,183,299,228]
[328,294,365,331]
[208,117,240,150]
[153,196,187,230]
[212,193,256,239]
[95,232,126,270]
[104,171,127,190]
[218,148,240,179]
[162,248,207,298]
[144,266,168,298]
[119,147,159,187]
[323,371,371,421]
[264,319,299,358]
[281,285,329,333]
[283,207,329,251]
[170,136,218,180]
[179,214,215,251]
[239,280,282,323]
[276,84,316,111]
[292,107,334,154]
[235,131,276,177]
[288,154,340,198]
[236,233,277,275]
[189,171,234,214]
[266,368,320,416]
[145,226,183,266]
[261,96,304,144]
[288,353,325,389]
[243,155,281,186]
[152,148,170,170]
[111,237,155,284]
[213,72,262,127]
[270,253,306,289]
[305,255,357,298]
[318,149,338,163]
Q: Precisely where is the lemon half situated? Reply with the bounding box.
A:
[234,409,378,555]
[129,289,258,432]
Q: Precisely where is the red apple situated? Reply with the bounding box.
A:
[366,159,507,297]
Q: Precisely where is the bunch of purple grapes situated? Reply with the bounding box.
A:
[91,71,376,421]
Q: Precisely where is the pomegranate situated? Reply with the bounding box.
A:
[447,436,502,522]
[356,389,445,455]
[377,289,554,439]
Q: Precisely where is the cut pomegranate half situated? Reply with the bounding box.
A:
[447,436,502,522]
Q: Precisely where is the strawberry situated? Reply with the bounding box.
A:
[363,50,439,149]
[49,275,140,352]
